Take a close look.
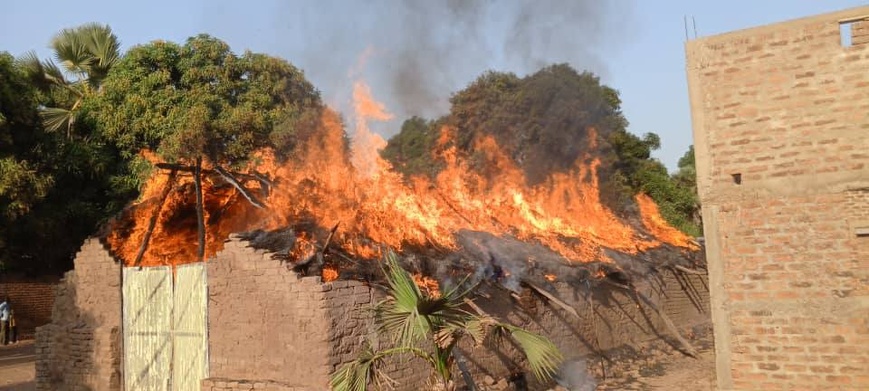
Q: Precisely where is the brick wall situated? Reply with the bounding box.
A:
[0,279,57,339]
[687,6,869,390]
[206,238,336,389]
[35,238,122,391]
[207,237,710,390]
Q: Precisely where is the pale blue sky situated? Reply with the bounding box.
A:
[1,1,865,170]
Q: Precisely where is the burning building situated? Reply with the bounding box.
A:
[35,73,710,390]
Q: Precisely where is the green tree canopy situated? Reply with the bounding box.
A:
[380,116,442,178]
[84,34,324,263]
[85,34,321,168]
[383,64,702,236]
[0,53,52,225]
[1,50,131,275]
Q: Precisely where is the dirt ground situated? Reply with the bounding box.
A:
[0,340,36,391]
[591,323,716,390]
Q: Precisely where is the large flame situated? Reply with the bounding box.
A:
[107,79,695,270]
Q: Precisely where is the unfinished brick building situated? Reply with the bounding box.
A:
[686,6,869,390]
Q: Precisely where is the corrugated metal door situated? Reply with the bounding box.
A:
[172,263,208,391]
[123,266,173,391]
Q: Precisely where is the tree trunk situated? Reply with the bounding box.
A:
[194,157,206,262]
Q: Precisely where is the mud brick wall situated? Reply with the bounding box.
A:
[687,6,869,390]
[206,238,338,389]
[35,239,122,391]
[447,270,710,390]
[0,279,57,338]
[207,237,710,390]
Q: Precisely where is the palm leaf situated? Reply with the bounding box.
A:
[79,23,120,84]
[497,323,563,381]
[51,27,91,79]
[17,52,70,91]
[330,343,432,391]
[375,252,430,348]
[376,252,476,350]
[40,107,75,134]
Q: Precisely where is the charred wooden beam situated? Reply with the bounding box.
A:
[322,223,339,254]
[524,281,580,319]
[212,165,266,209]
[154,162,273,201]
[463,298,489,317]
[634,289,700,358]
[673,265,707,275]
[601,279,700,358]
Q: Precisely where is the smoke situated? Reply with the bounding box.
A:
[556,357,598,391]
[268,0,634,132]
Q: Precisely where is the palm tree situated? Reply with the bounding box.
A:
[330,253,563,391]
[19,23,120,138]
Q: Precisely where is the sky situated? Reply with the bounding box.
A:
[1,0,866,171]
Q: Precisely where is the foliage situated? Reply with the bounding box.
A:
[380,116,442,178]
[19,23,120,137]
[331,253,563,390]
[670,145,701,233]
[0,50,131,275]
[0,53,52,224]
[85,34,322,169]
[445,64,629,184]
[383,64,702,236]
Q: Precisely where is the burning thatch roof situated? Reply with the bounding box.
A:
[101,80,705,293]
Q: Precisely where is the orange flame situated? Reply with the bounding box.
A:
[107,78,697,272]
[635,194,699,250]
[322,266,339,282]
[413,273,441,298]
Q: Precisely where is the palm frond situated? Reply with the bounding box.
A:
[331,345,377,391]
[78,23,120,84]
[330,343,432,391]
[40,106,75,134]
[16,52,69,91]
[376,252,429,348]
[376,252,476,350]
[51,27,91,79]
[16,51,44,79]
[496,323,563,381]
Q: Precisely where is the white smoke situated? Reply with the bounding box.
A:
[556,357,597,391]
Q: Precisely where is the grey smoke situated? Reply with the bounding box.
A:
[556,357,597,391]
[267,0,634,134]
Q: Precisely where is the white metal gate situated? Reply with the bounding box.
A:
[123,263,208,391]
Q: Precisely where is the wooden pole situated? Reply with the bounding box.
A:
[134,170,178,268]
[194,157,205,262]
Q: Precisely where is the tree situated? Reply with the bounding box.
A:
[0,52,53,270]
[445,64,627,185]
[331,253,563,391]
[671,146,701,230]
[0,50,129,275]
[380,116,442,179]
[383,64,703,237]
[84,34,322,262]
[19,23,120,137]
